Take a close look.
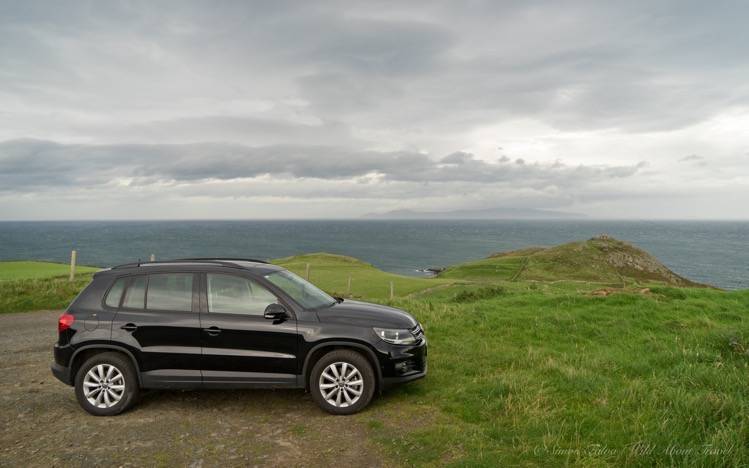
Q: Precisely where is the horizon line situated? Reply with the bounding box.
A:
[1,218,748,222]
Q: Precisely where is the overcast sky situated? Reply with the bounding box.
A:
[1,0,748,219]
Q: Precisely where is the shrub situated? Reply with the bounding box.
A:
[650,286,688,300]
[452,286,506,303]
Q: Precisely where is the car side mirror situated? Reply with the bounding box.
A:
[264,303,288,320]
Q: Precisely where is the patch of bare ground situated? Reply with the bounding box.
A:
[590,287,652,297]
[0,310,430,467]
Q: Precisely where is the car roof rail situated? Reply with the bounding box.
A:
[175,257,269,264]
[111,257,269,270]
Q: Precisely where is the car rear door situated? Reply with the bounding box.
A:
[198,272,299,387]
[110,272,202,388]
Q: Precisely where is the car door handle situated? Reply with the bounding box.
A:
[204,326,221,336]
[120,323,138,332]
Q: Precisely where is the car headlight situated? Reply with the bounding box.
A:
[373,327,417,345]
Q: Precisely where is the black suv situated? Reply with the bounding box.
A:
[51,258,427,416]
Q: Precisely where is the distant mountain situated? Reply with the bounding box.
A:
[364,207,583,220]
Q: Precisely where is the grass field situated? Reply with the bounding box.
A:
[305,258,749,466]
[2,251,748,465]
[441,237,703,288]
[274,252,457,298]
[0,261,99,281]
[0,261,99,313]
[379,288,749,466]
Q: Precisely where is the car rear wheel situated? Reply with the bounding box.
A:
[310,349,375,415]
[74,352,139,416]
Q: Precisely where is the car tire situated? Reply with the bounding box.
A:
[310,349,376,415]
[74,351,139,416]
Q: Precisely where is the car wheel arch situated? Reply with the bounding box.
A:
[70,345,142,387]
[302,341,383,393]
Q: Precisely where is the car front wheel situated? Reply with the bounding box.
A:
[310,349,376,415]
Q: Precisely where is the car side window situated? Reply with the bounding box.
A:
[207,273,278,316]
[104,277,127,308]
[147,273,194,312]
[122,276,147,309]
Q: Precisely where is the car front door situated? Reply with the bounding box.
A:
[110,272,203,388]
[198,272,299,387]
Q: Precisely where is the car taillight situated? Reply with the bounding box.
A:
[58,313,75,332]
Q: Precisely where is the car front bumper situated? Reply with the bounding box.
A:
[382,368,427,388]
[377,335,428,389]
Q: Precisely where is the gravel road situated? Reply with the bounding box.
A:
[0,311,394,467]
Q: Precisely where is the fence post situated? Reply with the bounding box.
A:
[389,281,394,300]
[305,263,310,280]
[150,253,155,262]
[347,275,352,296]
[69,250,77,282]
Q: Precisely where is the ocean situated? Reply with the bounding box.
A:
[0,220,746,290]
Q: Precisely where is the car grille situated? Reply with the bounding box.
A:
[410,323,424,341]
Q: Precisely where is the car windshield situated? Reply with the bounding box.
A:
[264,270,336,309]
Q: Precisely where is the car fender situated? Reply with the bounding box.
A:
[70,343,143,386]
[302,340,384,392]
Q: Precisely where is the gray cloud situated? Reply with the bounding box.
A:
[3,1,747,134]
[93,115,357,146]
[680,154,704,162]
[1,1,748,219]
[0,139,644,191]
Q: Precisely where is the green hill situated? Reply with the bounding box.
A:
[0,261,99,281]
[3,246,749,464]
[440,235,705,287]
[274,252,454,299]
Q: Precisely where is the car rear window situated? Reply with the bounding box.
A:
[122,276,146,309]
[146,273,194,312]
[104,278,127,308]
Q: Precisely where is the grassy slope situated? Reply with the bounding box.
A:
[380,289,749,466]
[279,254,749,466]
[3,253,749,465]
[0,276,94,313]
[441,237,702,287]
[0,254,450,314]
[274,252,455,299]
[0,262,99,313]
[0,261,99,280]
[439,255,526,282]
[300,260,749,466]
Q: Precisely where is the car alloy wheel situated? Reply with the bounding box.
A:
[75,352,139,416]
[83,363,126,408]
[318,361,364,408]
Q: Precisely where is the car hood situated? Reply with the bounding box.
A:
[316,300,417,329]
